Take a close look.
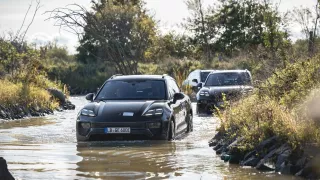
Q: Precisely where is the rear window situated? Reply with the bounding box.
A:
[205,72,251,86]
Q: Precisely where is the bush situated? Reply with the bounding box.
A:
[259,55,320,108]
[0,79,58,110]
[218,55,320,152]
[0,39,63,112]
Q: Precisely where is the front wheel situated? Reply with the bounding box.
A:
[76,134,89,142]
[196,104,206,115]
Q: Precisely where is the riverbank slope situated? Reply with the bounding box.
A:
[209,55,320,179]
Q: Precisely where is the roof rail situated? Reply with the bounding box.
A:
[162,74,168,78]
[110,74,123,79]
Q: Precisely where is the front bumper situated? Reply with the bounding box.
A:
[197,98,225,112]
[76,121,169,141]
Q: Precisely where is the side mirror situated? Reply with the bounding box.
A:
[173,92,184,103]
[197,83,203,89]
[192,79,198,84]
[85,93,94,101]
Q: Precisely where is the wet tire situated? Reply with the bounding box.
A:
[186,111,193,133]
[168,120,175,141]
[196,104,206,115]
[76,134,89,142]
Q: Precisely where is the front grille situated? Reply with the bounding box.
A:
[212,92,242,101]
[91,122,146,129]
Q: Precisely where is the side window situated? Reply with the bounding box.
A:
[166,79,180,99]
[167,83,175,99]
[244,72,252,85]
[169,79,180,93]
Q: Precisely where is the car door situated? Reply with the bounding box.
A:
[169,78,188,132]
[242,72,253,95]
[167,80,181,133]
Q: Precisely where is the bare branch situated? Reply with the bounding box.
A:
[44,4,88,40]
[21,0,42,43]
[15,0,33,40]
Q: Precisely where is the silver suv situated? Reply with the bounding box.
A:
[182,69,214,92]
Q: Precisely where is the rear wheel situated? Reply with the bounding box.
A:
[186,111,193,132]
[168,120,175,141]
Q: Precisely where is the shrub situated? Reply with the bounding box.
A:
[218,55,320,151]
[259,55,320,108]
[0,39,63,112]
[0,79,58,110]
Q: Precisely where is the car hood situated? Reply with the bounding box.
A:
[81,100,168,122]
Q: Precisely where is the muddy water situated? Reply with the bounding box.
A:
[0,97,300,180]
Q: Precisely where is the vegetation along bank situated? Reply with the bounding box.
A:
[0,39,75,121]
[1,0,320,177]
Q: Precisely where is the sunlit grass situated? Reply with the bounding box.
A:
[0,79,58,110]
[217,55,320,151]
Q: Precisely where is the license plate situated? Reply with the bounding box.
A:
[104,127,130,134]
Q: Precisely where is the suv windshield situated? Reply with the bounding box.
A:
[96,80,166,100]
[200,71,211,82]
[205,72,251,86]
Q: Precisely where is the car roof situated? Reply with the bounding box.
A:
[209,70,250,74]
[200,69,215,72]
[109,74,170,81]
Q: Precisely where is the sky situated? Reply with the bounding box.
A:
[0,0,317,54]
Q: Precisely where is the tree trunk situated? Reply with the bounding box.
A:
[309,31,314,57]
[198,0,211,61]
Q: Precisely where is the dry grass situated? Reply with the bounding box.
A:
[219,89,320,152]
[0,79,21,106]
[0,79,58,110]
[218,55,320,151]
[172,67,193,96]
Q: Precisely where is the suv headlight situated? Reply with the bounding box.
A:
[80,109,96,117]
[200,91,210,97]
[143,108,163,116]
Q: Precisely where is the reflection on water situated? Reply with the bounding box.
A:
[0,117,55,129]
[0,97,301,180]
[76,141,178,179]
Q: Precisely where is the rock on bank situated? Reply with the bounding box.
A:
[209,132,320,179]
[0,157,14,180]
[0,88,75,120]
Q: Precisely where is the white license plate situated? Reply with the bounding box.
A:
[104,127,130,134]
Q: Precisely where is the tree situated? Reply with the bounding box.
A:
[212,0,266,56]
[144,32,196,61]
[47,0,156,74]
[292,1,320,56]
[184,0,213,61]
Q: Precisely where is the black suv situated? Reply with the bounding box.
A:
[196,70,253,114]
[77,75,193,141]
